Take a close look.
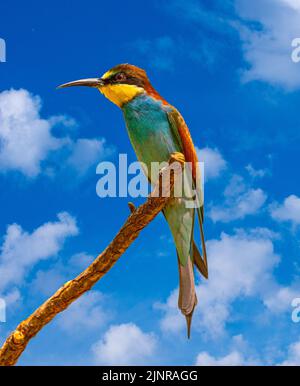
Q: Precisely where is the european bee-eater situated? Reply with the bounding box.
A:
[58,64,208,337]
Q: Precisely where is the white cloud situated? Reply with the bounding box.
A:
[236,0,300,90]
[264,285,300,313]
[69,252,94,270]
[67,138,112,175]
[0,89,65,177]
[0,89,112,178]
[278,341,300,366]
[30,251,95,297]
[195,334,261,366]
[196,350,246,366]
[197,147,227,180]
[57,291,110,333]
[281,0,300,11]
[3,288,21,307]
[0,212,78,294]
[158,228,283,338]
[162,1,300,89]
[92,323,157,365]
[155,289,185,334]
[31,268,66,297]
[270,195,300,225]
[246,164,268,178]
[209,175,267,222]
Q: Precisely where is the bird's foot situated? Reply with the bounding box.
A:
[170,152,185,165]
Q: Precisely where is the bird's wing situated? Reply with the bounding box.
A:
[166,107,208,277]
[166,107,198,177]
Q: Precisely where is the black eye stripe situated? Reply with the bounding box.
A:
[107,73,145,88]
[110,72,126,83]
[115,73,126,81]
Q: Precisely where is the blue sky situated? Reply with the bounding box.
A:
[1,0,300,365]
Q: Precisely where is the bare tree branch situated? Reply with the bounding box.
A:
[0,154,183,366]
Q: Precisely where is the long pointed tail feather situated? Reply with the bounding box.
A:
[177,255,197,338]
[185,307,196,339]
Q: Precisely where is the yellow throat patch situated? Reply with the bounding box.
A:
[99,84,144,107]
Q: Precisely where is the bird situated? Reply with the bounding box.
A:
[58,64,208,338]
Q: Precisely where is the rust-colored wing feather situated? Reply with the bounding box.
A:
[167,107,208,278]
[166,107,199,181]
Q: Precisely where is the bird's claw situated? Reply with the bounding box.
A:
[170,152,185,165]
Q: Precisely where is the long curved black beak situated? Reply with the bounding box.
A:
[57,78,104,89]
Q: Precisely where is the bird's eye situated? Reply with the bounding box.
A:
[115,73,126,82]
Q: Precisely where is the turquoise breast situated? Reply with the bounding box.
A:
[122,94,181,182]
